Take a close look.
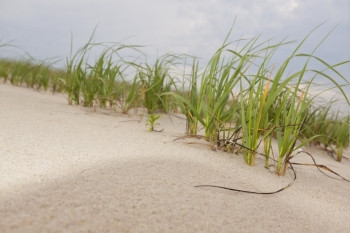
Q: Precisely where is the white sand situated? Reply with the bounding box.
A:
[1,84,349,233]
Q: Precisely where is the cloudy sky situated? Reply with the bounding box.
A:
[0,0,349,83]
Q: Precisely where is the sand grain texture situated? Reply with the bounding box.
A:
[1,84,349,232]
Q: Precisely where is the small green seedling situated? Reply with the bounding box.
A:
[146,114,161,132]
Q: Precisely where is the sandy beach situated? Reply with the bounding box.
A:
[0,84,349,232]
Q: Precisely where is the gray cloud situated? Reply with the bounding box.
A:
[0,0,349,72]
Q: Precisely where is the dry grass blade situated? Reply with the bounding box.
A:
[195,164,296,195]
[290,151,350,182]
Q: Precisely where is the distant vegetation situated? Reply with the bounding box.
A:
[1,25,349,175]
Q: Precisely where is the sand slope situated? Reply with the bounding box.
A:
[1,84,349,233]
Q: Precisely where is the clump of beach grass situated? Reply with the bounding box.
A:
[0,57,64,92]
[59,29,141,108]
[131,54,179,114]
[166,24,349,175]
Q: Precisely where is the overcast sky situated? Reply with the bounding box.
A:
[0,0,349,80]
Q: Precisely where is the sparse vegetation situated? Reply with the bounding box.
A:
[1,25,349,175]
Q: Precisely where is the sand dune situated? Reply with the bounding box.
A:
[1,84,349,233]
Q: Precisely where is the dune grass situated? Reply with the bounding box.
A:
[1,26,349,175]
[302,106,350,161]
[0,58,64,92]
[131,54,179,114]
[164,26,349,174]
